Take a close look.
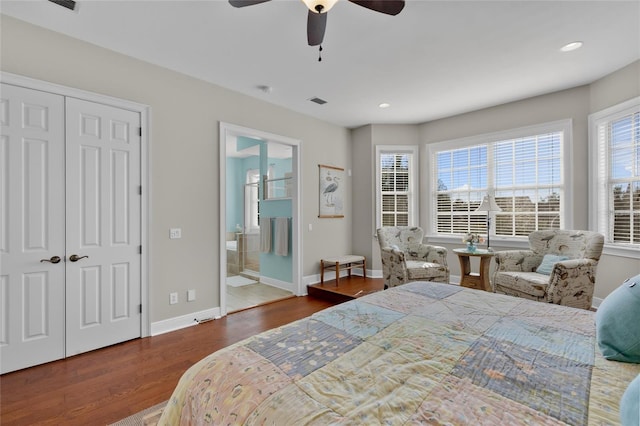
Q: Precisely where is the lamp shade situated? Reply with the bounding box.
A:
[302,0,338,12]
[476,195,501,212]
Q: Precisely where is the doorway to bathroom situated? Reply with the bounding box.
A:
[219,123,302,315]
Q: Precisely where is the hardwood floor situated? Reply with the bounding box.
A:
[308,275,385,303]
[0,295,335,426]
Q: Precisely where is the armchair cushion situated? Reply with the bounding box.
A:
[406,261,449,280]
[494,272,549,298]
[596,274,640,363]
[536,254,569,275]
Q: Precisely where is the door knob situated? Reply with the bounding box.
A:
[69,254,89,262]
[40,256,62,264]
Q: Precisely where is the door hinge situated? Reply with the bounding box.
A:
[138,245,142,254]
[138,127,142,137]
[138,185,142,195]
[138,304,142,314]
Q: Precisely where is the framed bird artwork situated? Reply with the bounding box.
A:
[318,164,344,218]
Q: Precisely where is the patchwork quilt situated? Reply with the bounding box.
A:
[159,282,640,425]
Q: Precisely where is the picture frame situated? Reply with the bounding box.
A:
[318,164,344,218]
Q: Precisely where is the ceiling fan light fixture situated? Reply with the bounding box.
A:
[302,0,338,13]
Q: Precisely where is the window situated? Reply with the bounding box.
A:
[429,120,570,238]
[244,169,260,232]
[590,97,640,248]
[376,146,418,228]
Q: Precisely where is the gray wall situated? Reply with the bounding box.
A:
[1,15,352,323]
[590,61,640,113]
[350,124,422,272]
[2,14,637,324]
[350,61,639,301]
[350,125,375,269]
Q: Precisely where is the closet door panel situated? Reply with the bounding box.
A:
[65,98,141,356]
[0,83,65,374]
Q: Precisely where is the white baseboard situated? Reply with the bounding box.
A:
[150,307,221,336]
[260,275,296,293]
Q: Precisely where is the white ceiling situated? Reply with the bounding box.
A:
[2,0,639,128]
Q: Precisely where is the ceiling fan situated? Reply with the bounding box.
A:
[229,0,405,46]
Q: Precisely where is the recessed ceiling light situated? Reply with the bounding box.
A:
[379,102,391,109]
[560,41,583,52]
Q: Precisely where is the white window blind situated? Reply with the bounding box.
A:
[592,100,640,246]
[493,133,563,236]
[431,121,568,237]
[435,146,488,234]
[376,146,418,228]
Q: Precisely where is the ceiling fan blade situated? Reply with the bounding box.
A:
[229,0,271,8]
[348,0,405,15]
[307,10,327,46]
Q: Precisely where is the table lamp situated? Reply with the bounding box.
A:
[475,194,501,251]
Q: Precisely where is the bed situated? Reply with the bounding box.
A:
[159,281,640,425]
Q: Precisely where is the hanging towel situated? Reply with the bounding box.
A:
[275,217,289,256]
[260,217,272,253]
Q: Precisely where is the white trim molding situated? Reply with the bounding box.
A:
[1,71,152,338]
[218,122,303,318]
[151,307,221,336]
[425,119,573,236]
[588,96,640,256]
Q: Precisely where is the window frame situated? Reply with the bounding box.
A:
[588,96,640,258]
[375,145,419,230]
[244,168,260,233]
[425,120,573,245]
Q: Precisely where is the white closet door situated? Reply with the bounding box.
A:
[65,98,141,356]
[0,83,66,373]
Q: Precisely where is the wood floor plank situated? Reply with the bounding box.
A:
[0,294,336,425]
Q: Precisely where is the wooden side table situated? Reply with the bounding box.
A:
[320,255,366,286]
[453,248,495,292]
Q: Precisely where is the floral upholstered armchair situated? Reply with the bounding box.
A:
[376,226,449,289]
[493,230,604,310]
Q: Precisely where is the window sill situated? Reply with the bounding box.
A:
[602,244,640,259]
[426,235,639,259]
[425,235,530,250]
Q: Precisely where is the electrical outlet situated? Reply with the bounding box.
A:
[169,228,182,239]
[187,289,196,302]
[169,292,178,305]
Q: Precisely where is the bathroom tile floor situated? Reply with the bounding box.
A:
[226,282,293,312]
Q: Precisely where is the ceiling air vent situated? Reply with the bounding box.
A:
[48,0,77,11]
[309,97,327,105]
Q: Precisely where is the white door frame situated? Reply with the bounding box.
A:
[219,122,302,317]
[1,72,152,338]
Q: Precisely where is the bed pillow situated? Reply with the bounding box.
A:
[596,274,640,363]
[620,374,640,426]
[536,254,569,275]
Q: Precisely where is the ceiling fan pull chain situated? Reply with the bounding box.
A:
[318,45,323,62]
